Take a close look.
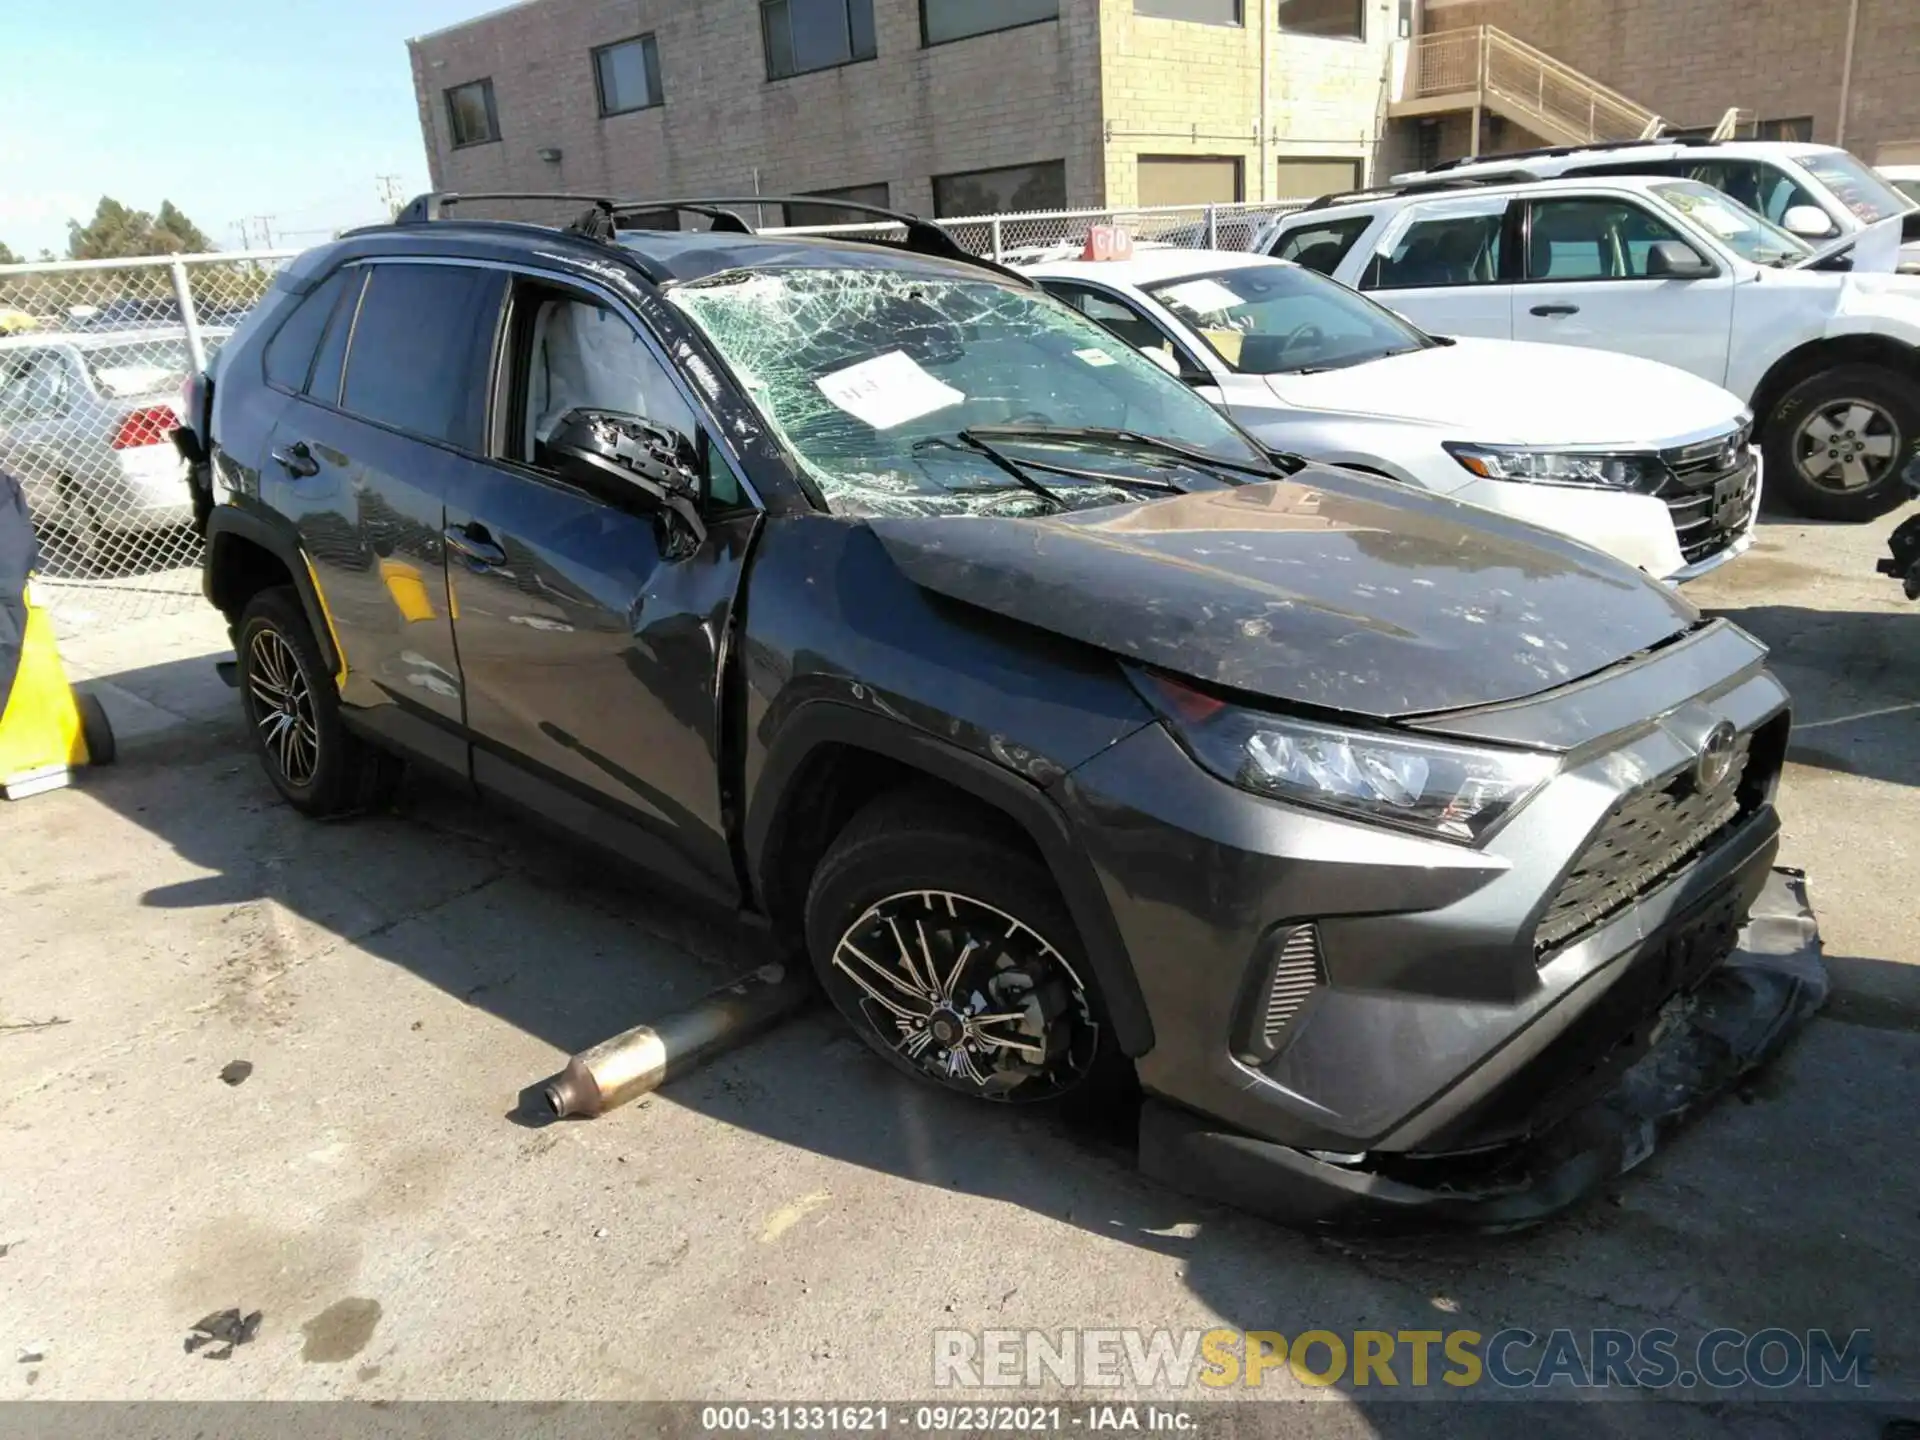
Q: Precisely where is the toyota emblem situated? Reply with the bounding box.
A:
[1695,721,1738,791]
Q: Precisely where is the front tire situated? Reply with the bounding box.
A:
[804,790,1125,1106]
[235,587,401,817]
[1764,364,1919,521]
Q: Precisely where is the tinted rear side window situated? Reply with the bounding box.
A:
[341,264,506,449]
[263,270,350,392]
[306,268,367,406]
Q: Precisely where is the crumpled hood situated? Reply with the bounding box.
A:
[1260,338,1747,445]
[870,466,1698,719]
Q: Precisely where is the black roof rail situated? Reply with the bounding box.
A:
[393,190,1015,278]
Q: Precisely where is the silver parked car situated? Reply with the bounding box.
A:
[0,326,228,565]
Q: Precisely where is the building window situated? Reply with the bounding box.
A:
[782,183,892,227]
[922,0,1058,47]
[1275,0,1363,40]
[445,78,500,147]
[594,35,663,115]
[1134,0,1241,23]
[931,160,1068,217]
[762,0,877,80]
[1275,157,1362,200]
[1759,116,1814,143]
[1137,156,1244,206]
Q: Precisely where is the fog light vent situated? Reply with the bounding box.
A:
[1263,925,1325,1046]
[1236,924,1326,1065]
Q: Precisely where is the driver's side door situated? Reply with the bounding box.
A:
[442,272,761,905]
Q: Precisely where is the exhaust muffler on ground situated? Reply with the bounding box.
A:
[541,963,812,1119]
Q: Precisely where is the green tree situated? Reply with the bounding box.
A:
[155,200,212,253]
[67,196,215,259]
[0,241,19,266]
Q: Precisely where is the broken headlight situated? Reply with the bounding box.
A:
[1445,443,1664,491]
[1139,672,1556,844]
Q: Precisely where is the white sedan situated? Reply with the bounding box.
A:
[1025,249,1759,584]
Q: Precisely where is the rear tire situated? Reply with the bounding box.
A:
[1763,364,1919,521]
[804,789,1128,1107]
[235,586,401,817]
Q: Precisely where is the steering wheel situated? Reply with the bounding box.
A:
[1277,323,1326,365]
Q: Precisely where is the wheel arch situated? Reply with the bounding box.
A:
[746,703,1156,1057]
[1749,334,1920,435]
[203,508,342,681]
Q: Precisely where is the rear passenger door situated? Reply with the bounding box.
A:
[439,272,761,906]
[1509,194,1734,384]
[1355,196,1515,340]
[261,260,506,773]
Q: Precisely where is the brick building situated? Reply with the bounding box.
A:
[406,0,1409,218]
[1418,0,1920,165]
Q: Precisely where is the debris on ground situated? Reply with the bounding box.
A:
[0,1017,69,1036]
[218,1061,253,1087]
[184,1308,262,1359]
[17,1348,44,1364]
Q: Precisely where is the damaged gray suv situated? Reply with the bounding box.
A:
[179,194,1805,1228]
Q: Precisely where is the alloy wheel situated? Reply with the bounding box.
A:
[248,627,320,788]
[1793,398,1902,493]
[830,890,1100,1101]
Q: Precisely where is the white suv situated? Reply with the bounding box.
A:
[1388,138,1920,271]
[1264,172,1920,520]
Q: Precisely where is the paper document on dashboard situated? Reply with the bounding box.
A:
[816,350,965,430]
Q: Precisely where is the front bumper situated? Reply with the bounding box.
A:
[1054,620,1791,1172]
[1137,867,1825,1230]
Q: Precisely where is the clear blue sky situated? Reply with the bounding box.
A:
[0,0,496,257]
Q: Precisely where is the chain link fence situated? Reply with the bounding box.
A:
[0,251,293,634]
[0,199,1304,631]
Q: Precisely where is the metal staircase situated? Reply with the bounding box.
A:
[1393,25,1665,148]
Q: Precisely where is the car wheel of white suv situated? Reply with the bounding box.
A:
[1766,364,1919,521]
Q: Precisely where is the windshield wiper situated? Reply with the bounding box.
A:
[963,424,1280,479]
[911,434,1071,512]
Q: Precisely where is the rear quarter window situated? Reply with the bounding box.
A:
[263,269,351,392]
[1270,215,1373,274]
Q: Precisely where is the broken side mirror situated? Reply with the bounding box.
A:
[1782,205,1840,240]
[542,407,709,555]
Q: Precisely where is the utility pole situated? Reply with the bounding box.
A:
[376,174,404,217]
[232,218,251,250]
[249,215,278,248]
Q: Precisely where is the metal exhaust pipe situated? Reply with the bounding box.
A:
[542,963,811,1119]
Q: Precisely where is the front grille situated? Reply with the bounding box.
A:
[1534,731,1755,957]
[1654,427,1758,566]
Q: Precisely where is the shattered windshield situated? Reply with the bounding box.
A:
[1144,263,1430,375]
[667,267,1266,518]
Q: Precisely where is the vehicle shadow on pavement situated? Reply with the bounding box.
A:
[54,657,1919,1432]
[1699,601,1920,790]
